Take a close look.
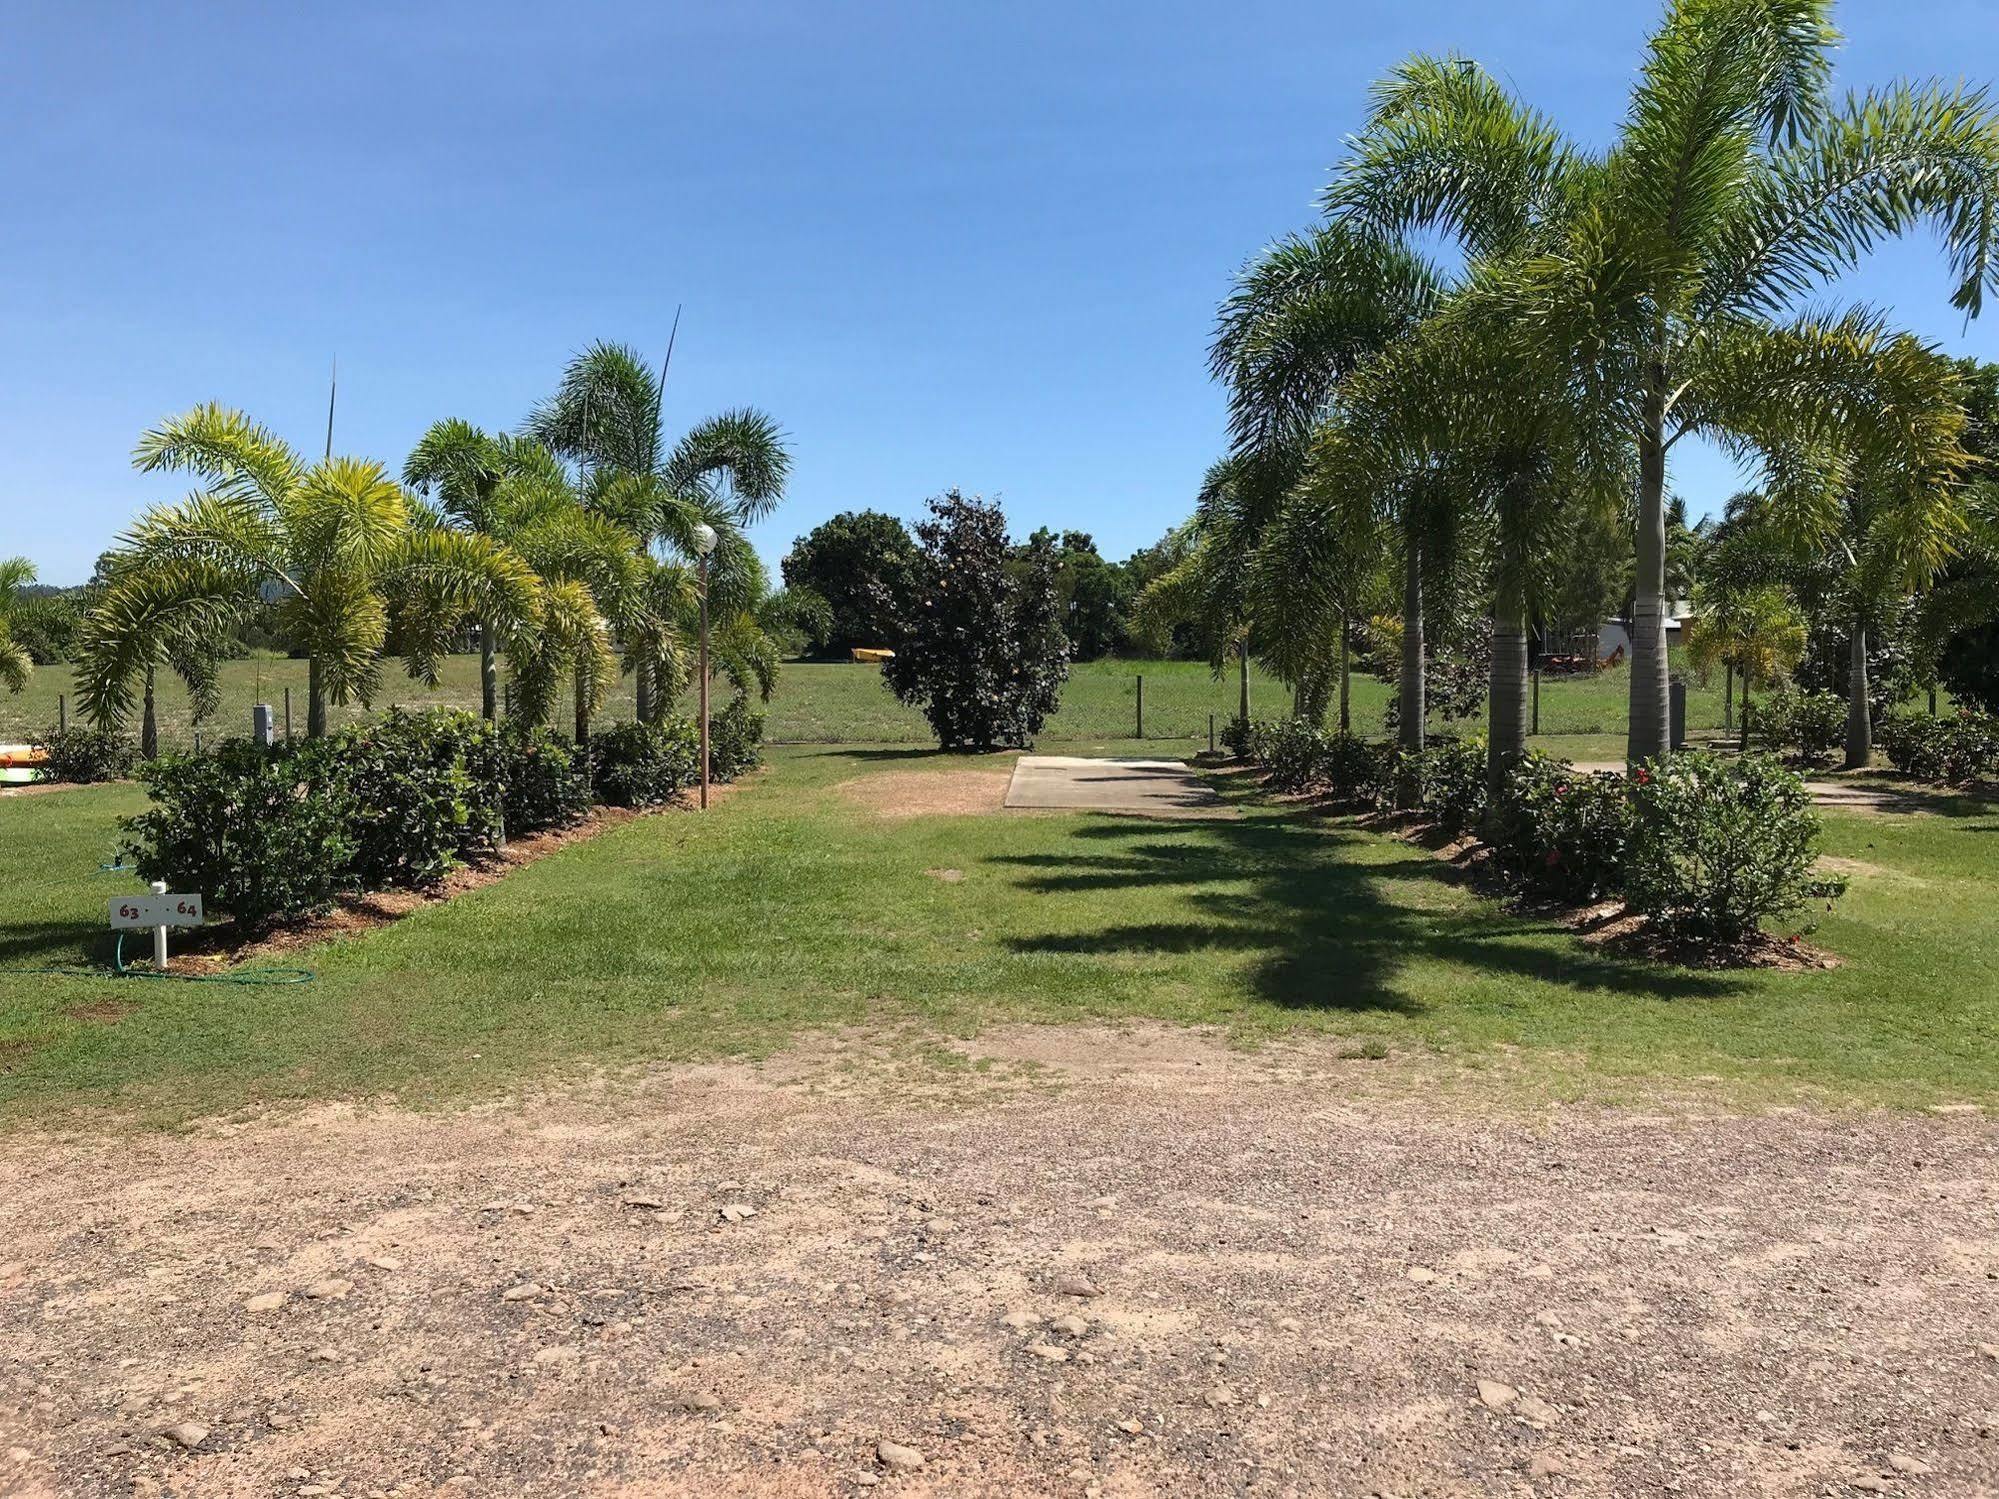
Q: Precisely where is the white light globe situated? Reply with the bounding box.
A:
[691,522,718,556]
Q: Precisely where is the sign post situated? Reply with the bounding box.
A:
[109,883,204,971]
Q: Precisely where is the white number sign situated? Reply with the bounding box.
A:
[109,895,204,930]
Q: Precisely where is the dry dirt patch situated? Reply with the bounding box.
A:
[834,769,1012,818]
[1,1027,1995,1498]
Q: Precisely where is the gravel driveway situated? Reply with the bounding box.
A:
[1,1027,1994,1498]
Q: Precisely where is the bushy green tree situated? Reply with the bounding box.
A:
[779,509,919,654]
[884,492,1071,750]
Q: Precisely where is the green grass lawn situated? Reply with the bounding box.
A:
[3,745,1994,1126]
[1,652,1742,752]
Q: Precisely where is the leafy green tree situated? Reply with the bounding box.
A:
[1486,0,1999,761]
[1026,529,1133,661]
[79,405,539,740]
[527,341,791,722]
[885,492,1070,750]
[779,509,919,655]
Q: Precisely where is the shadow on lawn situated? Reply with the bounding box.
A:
[992,809,1746,1013]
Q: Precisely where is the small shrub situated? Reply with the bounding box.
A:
[590,718,699,808]
[1259,720,1334,792]
[1757,686,1844,767]
[473,723,591,836]
[1489,754,1631,902]
[708,695,766,782]
[1624,751,1840,947]
[334,709,495,889]
[121,740,356,931]
[1220,713,1260,760]
[1416,736,1487,836]
[1878,708,1999,783]
[33,724,139,784]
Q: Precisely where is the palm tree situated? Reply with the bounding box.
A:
[1488,0,1999,760]
[1204,224,1441,743]
[403,420,549,721]
[525,342,790,724]
[80,404,539,738]
[1319,59,1619,791]
[1752,347,1972,764]
[1686,582,1808,749]
[0,558,36,696]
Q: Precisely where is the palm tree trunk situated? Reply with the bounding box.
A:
[1844,618,1872,769]
[1487,601,1529,799]
[1398,539,1425,755]
[1338,617,1351,735]
[1628,379,1672,764]
[635,658,655,725]
[1397,537,1424,809]
[480,623,498,722]
[306,656,327,738]
[141,666,158,760]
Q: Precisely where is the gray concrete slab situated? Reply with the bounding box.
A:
[1004,755,1237,818]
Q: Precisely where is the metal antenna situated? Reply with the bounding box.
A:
[323,357,337,461]
[659,304,683,393]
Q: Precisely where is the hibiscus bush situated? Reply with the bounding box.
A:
[1624,751,1841,947]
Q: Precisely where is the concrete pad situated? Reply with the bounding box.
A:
[1004,756,1237,819]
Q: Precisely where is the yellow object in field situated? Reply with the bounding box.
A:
[851,648,896,664]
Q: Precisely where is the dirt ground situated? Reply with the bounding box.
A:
[2,1027,1995,1499]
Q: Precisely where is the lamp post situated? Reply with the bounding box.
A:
[692,522,717,809]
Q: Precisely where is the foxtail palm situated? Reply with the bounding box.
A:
[526,341,790,723]
[1205,224,1440,737]
[1491,0,1999,760]
[81,405,538,738]
[403,420,566,721]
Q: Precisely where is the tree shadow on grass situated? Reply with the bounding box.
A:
[0,920,112,970]
[992,810,1746,1014]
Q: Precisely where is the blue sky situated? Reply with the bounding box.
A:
[4,0,1995,585]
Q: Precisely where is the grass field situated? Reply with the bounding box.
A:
[3,744,1994,1125]
[0,651,1741,753]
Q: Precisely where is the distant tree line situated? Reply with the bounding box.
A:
[778,509,1212,663]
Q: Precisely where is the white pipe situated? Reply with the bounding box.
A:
[151,880,169,971]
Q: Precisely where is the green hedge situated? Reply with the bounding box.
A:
[122,710,603,930]
[1231,718,1836,952]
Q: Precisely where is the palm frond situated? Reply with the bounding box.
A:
[663,409,792,522]
[133,402,304,507]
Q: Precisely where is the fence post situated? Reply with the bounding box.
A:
[1209,713,1215,755]
[284,687,293,741]
[58,694,66,733]
[1530,670,1539,736]
[1135,674,1144,739]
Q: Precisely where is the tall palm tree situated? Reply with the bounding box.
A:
[1205,224,1441,742]
[1489,0,1999,760]
[525,341,790,724]
[1319,58,1614,789]
[80,404,538,738]
[0,558,36,696]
